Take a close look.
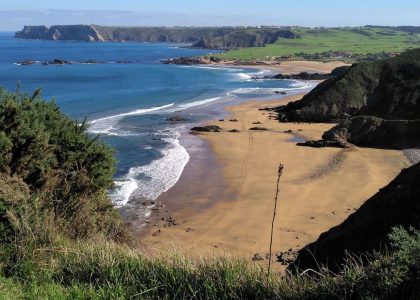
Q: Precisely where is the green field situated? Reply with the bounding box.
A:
[217,27,420,60]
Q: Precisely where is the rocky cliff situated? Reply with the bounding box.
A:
[15,25,298,50]
[276,49,420,122]
[290,162,420,272]
[15,25,105,42]
[321,116,420,149]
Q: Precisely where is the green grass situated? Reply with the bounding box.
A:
[0,227,419,299]
[217,27,420,61]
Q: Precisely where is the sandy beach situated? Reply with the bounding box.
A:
[210,59,351,74]
[140,61,408,268]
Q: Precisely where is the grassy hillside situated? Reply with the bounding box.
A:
[276,48,420,122]
[217,27,420,60]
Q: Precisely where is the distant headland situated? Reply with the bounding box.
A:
[15,24,297,49]
[15,25,420,62]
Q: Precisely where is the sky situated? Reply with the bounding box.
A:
[1,0,420,31]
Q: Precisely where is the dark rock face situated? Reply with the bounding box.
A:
[271,72,332,80]
[290,162,420,272]
[16,25,299,50]
[297,139,348,148]
[276,49,420,122]
[191,29,298,49]
[320,116,420,149]
[299,116,420,149]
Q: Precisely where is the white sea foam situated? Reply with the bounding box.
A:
[236,73,253,81]
[110,130,189,208]
[88,103,175,135]
[180,65,242,72]
[111,178,138,207]
[177,96,221,109]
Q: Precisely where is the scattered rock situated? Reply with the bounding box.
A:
[249,127,269,131]
[16,60,36,65]
[281,91,287,95]
[284,129,293,133]
[228,129,240,133]
[276,250,298,265]
[190,125,222,132]
[252,253,264,261]
[167,115,187,122]
[152,229,162,237]
[297,139,349,148]
[219,119,225,122]
[252,121,262,124]
[229,119,238,122]
[162,216,178,227]
[83,59,98,64]
[186,227,193,232]
[43,59,73,65]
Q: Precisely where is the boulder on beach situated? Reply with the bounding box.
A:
[249,127,269,131]
[190,125,222,132]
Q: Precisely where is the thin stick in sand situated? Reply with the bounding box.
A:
[268,164,284,279]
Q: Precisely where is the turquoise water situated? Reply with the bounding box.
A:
[0,32,313,214]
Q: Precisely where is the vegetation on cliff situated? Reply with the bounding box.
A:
[276,48,420,122]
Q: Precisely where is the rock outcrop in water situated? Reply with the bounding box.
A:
[290,162,420,272]
[15,25,299,50]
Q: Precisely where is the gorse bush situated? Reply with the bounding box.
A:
[0,88,123,242]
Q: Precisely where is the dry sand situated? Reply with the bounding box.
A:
[140,62,407,269]
[219,60,351,74]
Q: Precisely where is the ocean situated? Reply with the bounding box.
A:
[0,32,313,217]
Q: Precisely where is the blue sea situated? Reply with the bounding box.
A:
[0,32,313,216]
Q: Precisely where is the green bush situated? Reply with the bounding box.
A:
[0,88,123,242]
